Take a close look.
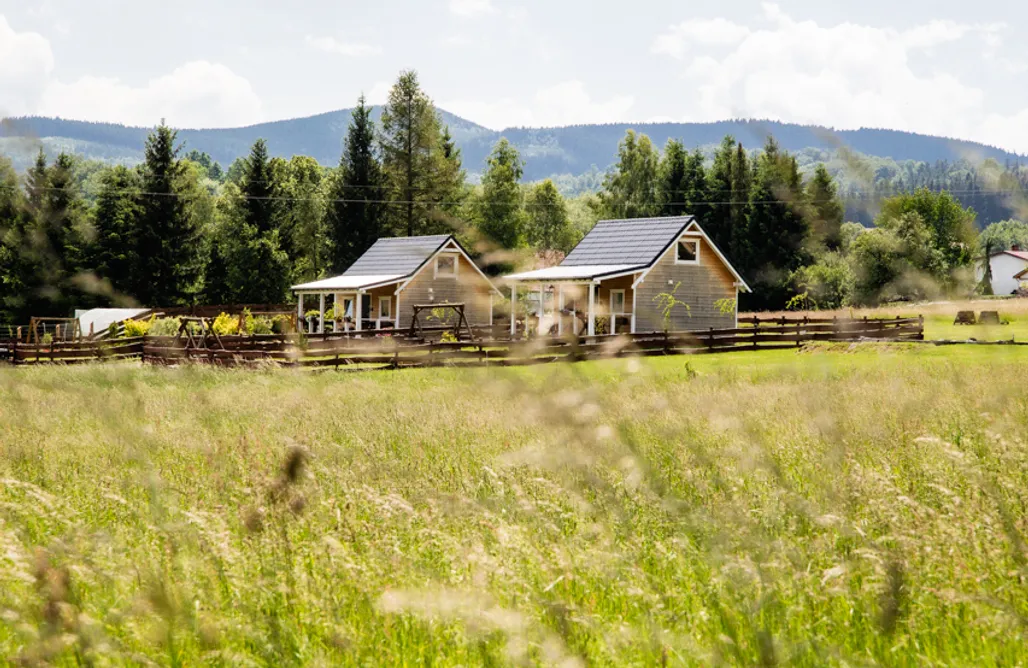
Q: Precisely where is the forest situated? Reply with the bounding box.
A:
[3,69,1028,324]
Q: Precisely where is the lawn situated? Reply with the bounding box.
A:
[2,347,1028,665]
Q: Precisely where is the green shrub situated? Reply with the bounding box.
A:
[148,317,181,337]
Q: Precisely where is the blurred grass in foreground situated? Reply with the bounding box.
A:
[1,346,1028,665]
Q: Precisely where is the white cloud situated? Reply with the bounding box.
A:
[39,61,264,128]
[652,18,751,58]
[449,0,497,18]
[0,14,263,128]
[304,35,383,57]
[365,80,393,106]
[0,14,55,116]
[651,4,1028,153]
[443,80,634,129]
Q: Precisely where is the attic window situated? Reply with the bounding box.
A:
[436,255,458,278]
[676,238,700,265]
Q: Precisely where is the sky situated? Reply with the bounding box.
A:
[2,0,1028,152]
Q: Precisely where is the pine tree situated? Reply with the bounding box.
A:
[89,165,142,303]
[379,70,442,236]
[729,142,752,249]
[328,95,386,273]
[24,148,48,222]
[525,180,574,251]
[806,164,844,251]
[241,139,278,235]
[476,138,526,250]
[136,124,200,306]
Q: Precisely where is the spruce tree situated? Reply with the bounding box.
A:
[806,164,844,251]
[0,157,25,322]
[328,95,386,273]
[222,139,291,303]
[658,139,688,217]
[429,124,468,234]
[379,70,441,236]
[89,165,143,303]
[136,124,200,306]
[740,137,811,309]
[706,136,736,251]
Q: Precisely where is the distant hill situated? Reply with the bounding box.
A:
[1,110,1022,183]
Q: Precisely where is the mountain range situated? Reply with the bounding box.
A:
[1,108,1023,184]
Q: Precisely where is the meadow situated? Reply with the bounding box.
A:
[2,346,1028,665]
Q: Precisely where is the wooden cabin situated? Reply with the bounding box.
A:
[504,216,750,335]
[292,235,502,332]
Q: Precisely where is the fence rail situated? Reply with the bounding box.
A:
[1,316,924,370]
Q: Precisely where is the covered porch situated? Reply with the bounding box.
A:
[505,265,644,338]
[293,275,405,334]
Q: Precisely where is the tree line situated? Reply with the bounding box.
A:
[2,69,1026,323]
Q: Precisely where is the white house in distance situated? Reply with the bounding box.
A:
[291,235,502,332]
[978,246,1028,295]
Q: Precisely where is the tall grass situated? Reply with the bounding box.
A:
[1,350,1028,664]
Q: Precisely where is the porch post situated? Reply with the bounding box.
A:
[557,285,564,336]
[396,291,403,330]
[318,293,326,334]
[510,283,517,338]
[587,282,596,336]
[334,292,342,332]
[297,293,304,333]
[355,293,363,333]
[538,285,544,336]
[631,281,637,333]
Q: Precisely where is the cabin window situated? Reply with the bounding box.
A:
[610,289,626,314]
[436,254,458,278]
[676,238,700,265]
[379,297,391,319]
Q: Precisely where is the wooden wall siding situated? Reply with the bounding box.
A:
[596,275,636,316]
[398,254,494,326]
[367,287,397,325]
[635,238,737,332]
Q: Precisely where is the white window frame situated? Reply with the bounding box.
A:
[609,289,626,314]
[675,237,701,266]
[434,253,459,279]
[378,296,391,319]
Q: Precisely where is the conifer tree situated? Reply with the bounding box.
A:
[328,95,386,273]
[705,136,736,251]
[89,165,142,302]
[136,124,200,305]
[806,164,844,251]
[658,139,688,217]
[379,70,441,236]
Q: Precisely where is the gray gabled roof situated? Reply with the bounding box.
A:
[561,216,694,267]
[343,235,452,276]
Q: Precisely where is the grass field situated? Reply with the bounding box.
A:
[3,347,1028,665]
[748,297,1028,342]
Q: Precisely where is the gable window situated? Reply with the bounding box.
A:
[435,254,458,278]
[676,238,700,265]
[610,289,626,314]
[378,296,391,319]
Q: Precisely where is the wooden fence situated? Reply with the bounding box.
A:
[2,316,923,369]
